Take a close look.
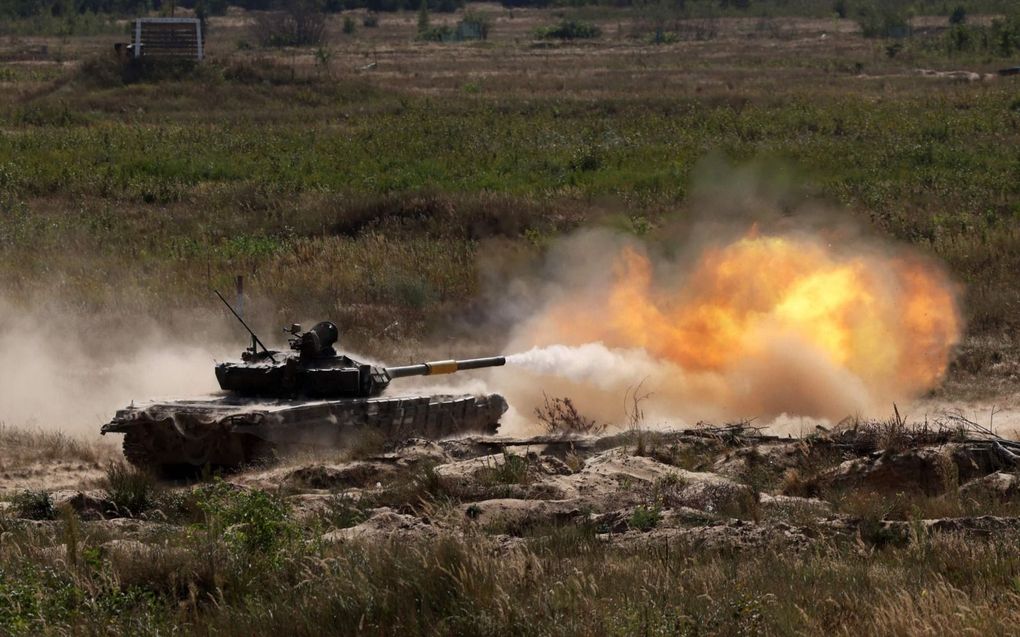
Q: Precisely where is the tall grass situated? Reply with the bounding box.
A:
[0,523,1019,635]
[0,423,111,470]
[3,81,1019,336]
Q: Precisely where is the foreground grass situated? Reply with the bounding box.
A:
[3,422,1020,635]
[1,510,1018,636]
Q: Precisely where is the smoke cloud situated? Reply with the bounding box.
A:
[496,225,962,435]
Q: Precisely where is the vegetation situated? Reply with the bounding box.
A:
[0,422,1017,636]
[10,490,55,520]
[2,7,1020,631]
[535,395,607,435]
[3,64,1019,344]
[102,462,156,517]
[252,0,328,47]
[535,19,602,39]
[1,490,1020,634]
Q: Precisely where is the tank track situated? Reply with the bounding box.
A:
[122,425,273,476]
[111,393,505,475]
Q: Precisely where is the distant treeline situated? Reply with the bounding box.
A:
[2,0,1018,19]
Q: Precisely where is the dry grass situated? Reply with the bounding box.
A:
[1,10,1020,632]
[1,518,1019,635]
[0,423,115,471]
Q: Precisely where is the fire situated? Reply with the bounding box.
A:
[523,232,961,419]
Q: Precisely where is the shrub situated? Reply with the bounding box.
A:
[535,395,606,436]
[418,25,454,42]
[855,3,908,39]
[535,19,601,40]
[11,490,54,520]
[363,463,451,510]
[198,481,297,555]
[478,451,531,485]
[417,0,429,33]
[949,6,966,26]
[460,10,490,40]
[363,12,379,27]
[321,494,369,529]
[342,15,356,34]
[629,504,660,531]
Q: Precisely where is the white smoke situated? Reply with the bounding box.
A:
[507,344,662,390]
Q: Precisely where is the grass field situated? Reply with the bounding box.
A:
[2,6,1019,362]
[3,5,1020,634]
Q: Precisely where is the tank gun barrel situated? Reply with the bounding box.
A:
[385,356,506,380]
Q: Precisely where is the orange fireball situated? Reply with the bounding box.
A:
[525,232,961,415]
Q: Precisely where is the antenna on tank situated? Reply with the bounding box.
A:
[215,289,273,360]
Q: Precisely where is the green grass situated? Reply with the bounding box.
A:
[3,75,1019,337]
[1,515,1019,635]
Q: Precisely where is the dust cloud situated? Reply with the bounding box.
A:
[0,299,226,437]
[496,224,962,436]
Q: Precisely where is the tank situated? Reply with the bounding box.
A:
[101,316,507,474]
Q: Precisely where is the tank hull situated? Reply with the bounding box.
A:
[102,393,507,474]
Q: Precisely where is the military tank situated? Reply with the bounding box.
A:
[102,299,507,474]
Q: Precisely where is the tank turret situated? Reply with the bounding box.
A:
[214,321,505,399]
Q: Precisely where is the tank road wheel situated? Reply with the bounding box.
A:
[122,428,161,470]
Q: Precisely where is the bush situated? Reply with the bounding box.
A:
[460,10,490,40]
[949,6,966,26]
[855,3,908,39]
[941,13,1020,57]
[198,480,297,555]
[418,25,453,41]
[535,19,601,40]
[321,494,370,529]
[11,490,54,520]
[629,504,660,531]
[478,451,531,486]
[363,12,379,27]
[342,15,356,33]
[535,395,606,436]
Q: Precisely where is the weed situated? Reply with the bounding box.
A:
[536,20,601,40]
[321,494,370,529]
[104,462,156,517]
[365,463,449,510]
[477,451,531,486]
[526,519,602,556]
[535,394,605,436]
[197,480,297,556]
